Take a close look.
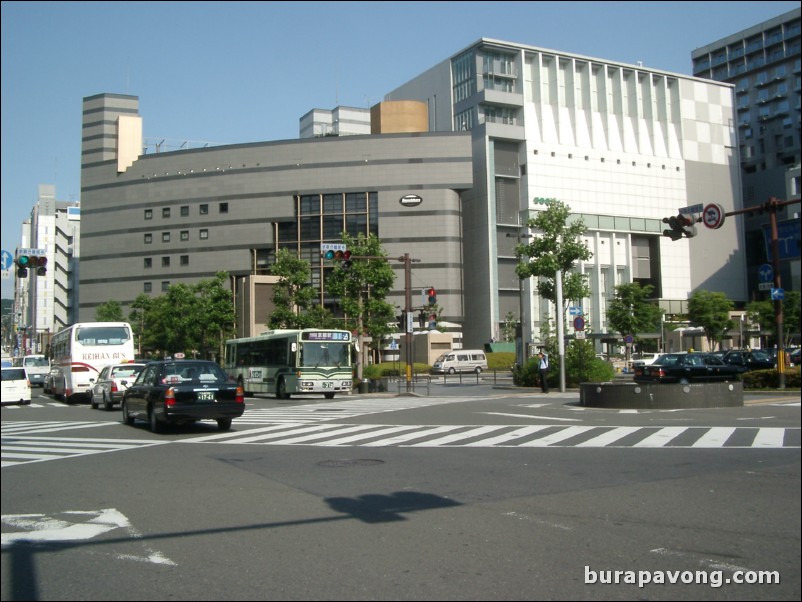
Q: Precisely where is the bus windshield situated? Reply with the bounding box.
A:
[299,342,350,368]
[75,325,130,345]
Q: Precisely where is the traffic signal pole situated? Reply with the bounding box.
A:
[706,197,800,389]
[335,252,420,394]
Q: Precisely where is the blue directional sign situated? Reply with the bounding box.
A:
[568,306,582,316]
[758,264,773,284]
[1,250,13,270]
[771,288,784,301]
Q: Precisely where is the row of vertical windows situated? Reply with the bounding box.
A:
[144,202,228,220]
[143,281,171,293]
[143,256,190,268]
[144,230,208,243]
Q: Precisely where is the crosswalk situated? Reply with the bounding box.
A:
[1,421,169,468]
[183,422,800,449]
[3,395,799,468]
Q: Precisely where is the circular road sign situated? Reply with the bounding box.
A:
[573,316,585,331]
[703,203,725,229]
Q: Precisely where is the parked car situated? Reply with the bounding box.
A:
[790,348,802,367]
[2,366,31,405]
[90,362,146,411]
[121,360,245,433]
[631,353,662,368]
[722,349,775,371]
[634,352,746,384]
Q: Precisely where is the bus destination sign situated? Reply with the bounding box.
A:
[302,331,351,342]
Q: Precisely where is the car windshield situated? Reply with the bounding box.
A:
[751,350,771,361]
[23,357,49,367]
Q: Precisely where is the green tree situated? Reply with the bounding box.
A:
[606,282,663,355]
[515,200,592,312]
[126,273,236,360]
[687,290,733,351]
[326,233,396,380]
[268,248,326,329]
[782,291,800,348]
[95,300,124,322]
[746,299,774,348]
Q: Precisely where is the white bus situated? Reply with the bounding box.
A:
[224,329,354,399]
[50,322,136,402]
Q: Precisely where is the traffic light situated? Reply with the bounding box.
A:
[662,214,697,241]
[15,254,29,278]
[427,287,437,306]
[15,253,47,277]
[340,249,353,270]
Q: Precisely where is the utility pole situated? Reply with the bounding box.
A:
[701,196,800,389]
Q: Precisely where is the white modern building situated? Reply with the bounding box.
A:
[14,184,80,355]
[386,38,747,350]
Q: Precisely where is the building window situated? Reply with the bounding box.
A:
[144,209,153,220]
[162,257,170,267]
[144,233,152,244]
[162,232,170,243]
[162,208,171,218]
[180,255,189,266]
[144,282,152,292]
[200,204,209,215]
[200,229,209,240]
[180,206,189,217]
[144,257,152,268]
[219,202,228,214]
[161,281,170,292]
[180,230,189,241]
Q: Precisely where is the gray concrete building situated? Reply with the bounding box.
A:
[78,93,472,338]
[692,7,801,296]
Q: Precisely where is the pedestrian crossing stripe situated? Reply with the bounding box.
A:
[182,423,800,449]
[1,436,169,467]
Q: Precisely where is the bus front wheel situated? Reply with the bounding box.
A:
[277,378,290,400]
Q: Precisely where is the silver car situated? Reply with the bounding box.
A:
[90,363,146,411]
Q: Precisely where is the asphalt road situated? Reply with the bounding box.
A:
[1,386,799,601]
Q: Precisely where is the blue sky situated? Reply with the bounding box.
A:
[1,0,799,298]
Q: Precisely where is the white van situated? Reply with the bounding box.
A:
[20,354,51,387]
[2,366,32,405]
[431,350,488,374]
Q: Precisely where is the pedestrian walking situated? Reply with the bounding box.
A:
[537,351,549,393]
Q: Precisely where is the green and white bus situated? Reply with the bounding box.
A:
[224,329,354,399]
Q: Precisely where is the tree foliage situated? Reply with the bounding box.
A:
[127,272,235,360]
[606,282,663,343]
[95,300,124,322]
[326,233,397,377]
[687,290,733,351]
[268,248,333,329]
[515,200,592,308]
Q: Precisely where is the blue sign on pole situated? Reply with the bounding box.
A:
[1,250,13,270]
[758,264,773,283]
[763,220,801,261]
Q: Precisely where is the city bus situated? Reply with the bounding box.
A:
[224,329,354,399]
[50,322,136,402]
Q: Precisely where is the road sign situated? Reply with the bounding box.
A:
[320,243,347,252]
[771,288,784,300]
[758,264,773,283]
[678,204,703,216]
[703,203,725,229]
[624,334,634,345]
[568,306,582,316]
[1,250,13,270]
[573,316,585,331]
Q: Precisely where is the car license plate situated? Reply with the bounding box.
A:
[322,382,333,389]
[197,391,216,402]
